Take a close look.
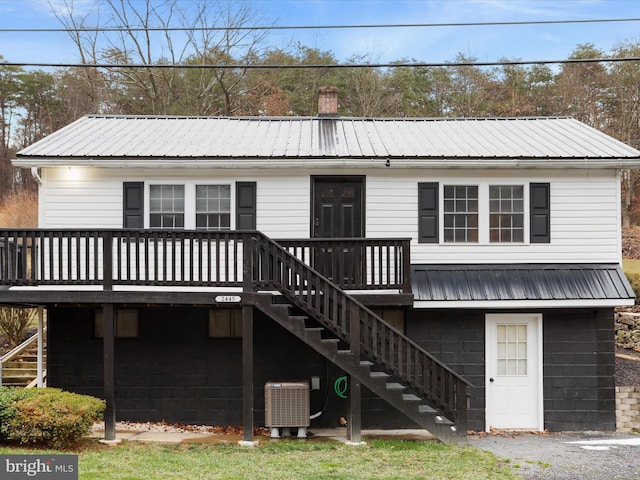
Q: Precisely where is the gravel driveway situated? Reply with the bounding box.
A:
[470,431,640,479]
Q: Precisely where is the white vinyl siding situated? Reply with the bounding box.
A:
[37,167,622,264]
[366,169,621,264]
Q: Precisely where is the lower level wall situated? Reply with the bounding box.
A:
[48,305,616,432]
[47,306,409,429]
[406,308,616,432]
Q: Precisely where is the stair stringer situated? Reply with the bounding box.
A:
[255,296,466,445]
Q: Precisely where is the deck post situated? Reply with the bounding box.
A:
[347,304,363,443]
[102,303,116,442]
[240,305,256,445]
[102,232,113,291]
[36,306,44,387]
[347,375,363,444]
[401,239,411,293]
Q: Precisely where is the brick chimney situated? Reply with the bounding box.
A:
[318,86,338,117]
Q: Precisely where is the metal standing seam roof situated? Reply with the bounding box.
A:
[14,115,640,164]
[410,264,635,302]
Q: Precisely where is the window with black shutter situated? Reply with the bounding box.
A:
[530,183,550,243]
[123,182,144,228]
[236,182,257,230]
[418,182,439,243]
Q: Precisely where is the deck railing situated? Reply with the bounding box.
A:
[0,230,411,292]
[249,233,468,428]
[276,238,411,292]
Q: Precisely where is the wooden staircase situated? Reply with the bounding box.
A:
[0,331,46,387]
[250,234,470,444]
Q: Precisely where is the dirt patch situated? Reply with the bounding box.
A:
[92,421,269,437]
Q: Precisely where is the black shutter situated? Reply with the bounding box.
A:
[418,182,439,243]
[530,183,550,243]
[123,182,144,228]
[236,182,257,230]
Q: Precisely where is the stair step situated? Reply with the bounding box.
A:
[4,362,39,369]
[320,338,340,344]
[418,404,437,414]
[370,371,390,379]
[386,382,406,391]
[434,416,455,426]
[2,369,38,376]
[337,350,352,355]
[402,394,422,402]
[360,360,374,367]
[2,377,35,385]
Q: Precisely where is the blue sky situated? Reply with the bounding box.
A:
[1,0,640,66]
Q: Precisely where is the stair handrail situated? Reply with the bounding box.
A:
[0,327,47,365]
[249,233,470,427]
[0,327,47,387]
[26,370,47,389]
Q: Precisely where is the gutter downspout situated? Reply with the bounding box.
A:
[31,167,42,186]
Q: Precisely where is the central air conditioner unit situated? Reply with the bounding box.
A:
[264,381,310,438]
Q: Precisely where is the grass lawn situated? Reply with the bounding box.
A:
[623,258,640,276]
[0,438,518,480]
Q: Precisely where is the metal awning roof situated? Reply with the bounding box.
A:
[411,264,635,308]
[13,115,640,169]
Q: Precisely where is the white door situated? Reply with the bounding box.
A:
[485,314,543,431]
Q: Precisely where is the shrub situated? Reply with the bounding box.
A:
[0,387,32,441]
[0,388,105,448]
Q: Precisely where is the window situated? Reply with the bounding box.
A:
[150,185,184,229]
[196,185,231,230]
[95,309,139,338]
[443,185,478,243]
[371,308,405,333]
[489,185,524,243]
[417,182,548,244]
[496,324,527,376]
[209,309,242,338]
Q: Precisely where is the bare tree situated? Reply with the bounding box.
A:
[49,0,104,113]
[554,44,609,128]
[51,0,271,115]
[607,42,640,226]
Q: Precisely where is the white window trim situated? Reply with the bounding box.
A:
[441,182,530,245]
[145,181,235,230]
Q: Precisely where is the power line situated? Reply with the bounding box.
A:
[1,17,640,33]
[3,57,640,70]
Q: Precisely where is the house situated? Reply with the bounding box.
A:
[1,87,638,444]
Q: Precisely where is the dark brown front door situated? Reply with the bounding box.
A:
[312,177,364,285]
[312,177,364,238]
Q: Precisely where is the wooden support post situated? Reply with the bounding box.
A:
[103,232,113,291]
[37,306,44,388]
[241,305,256,445]
[401,239,412,293]
[347,375,362,444]
[102,303,116,442]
